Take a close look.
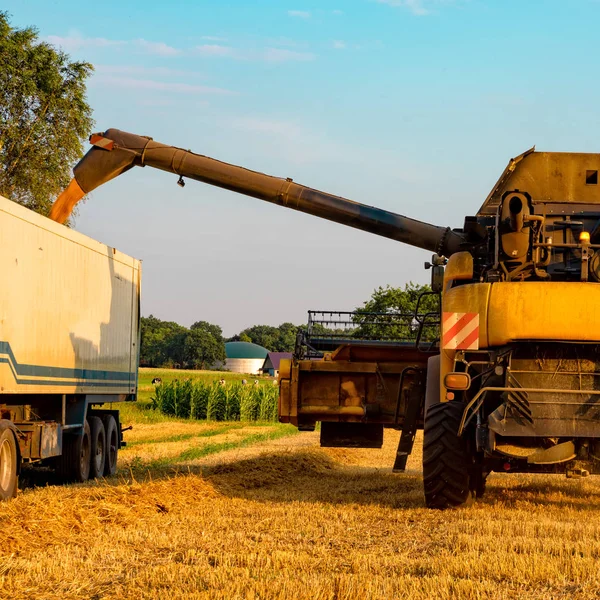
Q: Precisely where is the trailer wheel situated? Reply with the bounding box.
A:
[0,424,18,500]
[423,400,472,509]
[89,417,106,479]
[101,415,118,477]
[57,420,91,483]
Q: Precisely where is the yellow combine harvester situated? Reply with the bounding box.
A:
[52,131,600,508]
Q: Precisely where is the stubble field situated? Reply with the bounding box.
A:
[1,369,600,599]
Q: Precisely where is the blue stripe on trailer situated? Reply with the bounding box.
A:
[0,342,134,386]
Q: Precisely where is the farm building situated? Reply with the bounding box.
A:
[262,352,293,378]
[224,341,268,374]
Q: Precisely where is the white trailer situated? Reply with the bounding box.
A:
[0,194,140,499]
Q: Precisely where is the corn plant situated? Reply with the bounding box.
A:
[153,379,279,422]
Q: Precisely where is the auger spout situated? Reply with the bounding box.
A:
[50,128,468,256]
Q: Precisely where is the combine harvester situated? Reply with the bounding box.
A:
[6,128,596,509]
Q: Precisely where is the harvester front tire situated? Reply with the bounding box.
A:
[89,417,106,479]
[423,400,472,509]
[0,424,18,500]
[100,414,118,477]
[57,420,91,483]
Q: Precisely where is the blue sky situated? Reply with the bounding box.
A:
[5,0,600,334]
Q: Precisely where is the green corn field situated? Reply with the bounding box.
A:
[151,379,279,422]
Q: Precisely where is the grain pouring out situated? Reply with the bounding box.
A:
[48,177,85,224]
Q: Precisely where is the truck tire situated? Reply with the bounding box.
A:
[56,420,91,483]
[89,417,106,479]
[423,400,472,509]
[100,414,118,477]
[0,424,18,500]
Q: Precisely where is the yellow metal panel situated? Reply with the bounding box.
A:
[487,282,600,345]
[441,283,491,403]
[290,364,299,420]
[279,379,291,422]
[443,281,600,348]
[279,358,291,380]
[443,252,474,291]
[442,283,491,348]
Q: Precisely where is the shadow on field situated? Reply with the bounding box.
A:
[480,473,600,511]
[18,465,67,491]
[201,450,426,509]
[205,456,600,510]
[19,449,600,512]
[18,450,426,509]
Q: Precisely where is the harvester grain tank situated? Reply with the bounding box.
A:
[50,130,600,509]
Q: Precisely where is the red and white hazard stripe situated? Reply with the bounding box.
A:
[442,312,479,350]
[89,134,115,151]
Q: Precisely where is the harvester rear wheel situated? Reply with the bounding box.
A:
[100,414,118,477]
[0,423,18,500]
[89,417,106,479]
[56,420,91,483]
[423,400,472,509]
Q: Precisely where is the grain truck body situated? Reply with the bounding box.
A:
[0,193,140,498]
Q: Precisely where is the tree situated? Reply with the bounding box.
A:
[186,321,226,369]
[139,316,226,369]
[275,322,298,352]
[139,315,187,367]
[235,324,279,351]
[353,282,439,341]
[0,12,94,217]
[229,323,301,352]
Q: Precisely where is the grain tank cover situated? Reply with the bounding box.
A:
[478,149,600,216]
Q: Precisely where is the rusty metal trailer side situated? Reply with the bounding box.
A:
[279,344,435,471]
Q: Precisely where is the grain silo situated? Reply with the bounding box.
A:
[224,341,268,374]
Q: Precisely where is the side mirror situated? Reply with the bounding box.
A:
[425,254,446,293]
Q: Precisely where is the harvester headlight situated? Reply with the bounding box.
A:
[580,231,591,243]
[444,372,471,391]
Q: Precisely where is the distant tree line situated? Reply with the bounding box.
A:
[227,323,300,352]
[140,282,437,369]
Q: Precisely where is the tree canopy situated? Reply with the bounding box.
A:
[230,322,299,352]
[0,12,94,217]
[352,282,439,341]
[140,316,226,369]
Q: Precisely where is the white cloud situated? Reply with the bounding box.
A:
[230,117,304,138]
[196,44,237,58]
[201,35,228,42]
[134,39,181,56]
[332,40,346,49]
[374,0,458,16]
[262,47,315,62]
[195,45,315,63]
[46,32,182,55]
[49,31,315,64]
[46,32,126,51]
[224,115,422,178]
[287,10,311,18]
[95,65,201,77]
[91,75,233,95]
